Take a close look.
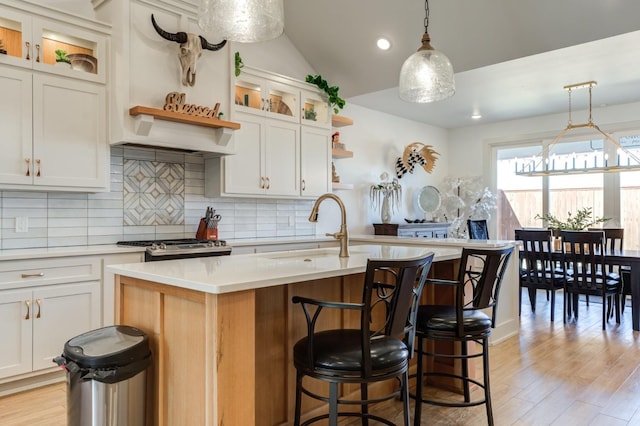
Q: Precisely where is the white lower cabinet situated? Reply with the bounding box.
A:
[0,256,102,384]
[0,281,100,379]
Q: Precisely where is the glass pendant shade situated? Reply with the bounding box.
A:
[399,33,455,103]
[199,0,284,43]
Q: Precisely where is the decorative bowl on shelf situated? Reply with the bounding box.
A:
[66,53,97,73]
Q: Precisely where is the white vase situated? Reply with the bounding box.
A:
[381,195,391,224]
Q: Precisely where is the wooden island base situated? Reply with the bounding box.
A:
[114,260,460,426]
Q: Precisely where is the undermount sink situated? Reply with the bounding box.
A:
[263,247,369,261]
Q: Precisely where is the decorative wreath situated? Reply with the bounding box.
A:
[395,142,440,179]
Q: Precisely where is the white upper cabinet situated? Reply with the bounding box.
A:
[0,3,108,84]
[206,66,331,199]
[300,126,331,197]
[300,89,330,129]
[234,69,300,123]
[219,112,299,197]
[0,1,110,192]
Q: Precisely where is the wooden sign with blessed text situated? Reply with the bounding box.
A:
[163,92,220,118]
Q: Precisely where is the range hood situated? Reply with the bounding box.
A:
[109,106,239,156]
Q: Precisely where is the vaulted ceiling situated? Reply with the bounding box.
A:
[283,1,640,128]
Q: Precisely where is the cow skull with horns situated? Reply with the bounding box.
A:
[151,14,227,87]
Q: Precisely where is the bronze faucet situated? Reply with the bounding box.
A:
[309,193,349,257]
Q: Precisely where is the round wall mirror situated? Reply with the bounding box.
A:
[416,186,441,220]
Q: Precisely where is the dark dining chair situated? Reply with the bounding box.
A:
[411,246,514,426]
[292,253,434,426]
[515,229,566,321]
[467,219,489,239]
[561,230,622,329]
[588,228,625,313]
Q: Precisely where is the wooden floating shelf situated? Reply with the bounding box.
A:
[331,115,354,127]
[129,106,241,130]
[332,182,354,190]
[332,148,353,158]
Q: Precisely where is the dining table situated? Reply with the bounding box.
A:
[524,248,640,330]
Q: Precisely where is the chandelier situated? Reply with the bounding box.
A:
[515,81,640,176]
[198,0,284,43]
[398,0,455,103]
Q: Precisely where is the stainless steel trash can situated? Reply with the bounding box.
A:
[54,325,152,426]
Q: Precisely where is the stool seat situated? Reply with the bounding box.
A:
[418,305,492,336]
[294,329,409,375]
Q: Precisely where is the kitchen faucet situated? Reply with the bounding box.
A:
[309,193,349,257]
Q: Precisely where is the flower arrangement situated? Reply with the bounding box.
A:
[535,207,609,230]
[435,177,497,238]
[370,172,402,223]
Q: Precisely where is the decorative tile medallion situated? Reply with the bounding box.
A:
[123,160,185,226]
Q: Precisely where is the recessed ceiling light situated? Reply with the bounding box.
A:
[376,38,391,50]
[471,113,482,120]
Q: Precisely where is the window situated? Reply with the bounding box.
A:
[496,145,542,239]
[495,133,640,247]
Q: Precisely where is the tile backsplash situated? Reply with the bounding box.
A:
[0,146,316,250]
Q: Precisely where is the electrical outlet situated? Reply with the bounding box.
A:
[15,216,29,233]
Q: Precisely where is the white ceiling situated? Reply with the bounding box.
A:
[283,0,640,129]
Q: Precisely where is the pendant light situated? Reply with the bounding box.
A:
[399,0,455,103]
[198,0,284,43]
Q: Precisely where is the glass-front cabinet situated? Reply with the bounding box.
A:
[233,70,300,123]
[301,89,330,128]
[0,6,106,83]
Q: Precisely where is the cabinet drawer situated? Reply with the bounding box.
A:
[415,231,434,238]
[0,257,100,290]
[397,230,416,237]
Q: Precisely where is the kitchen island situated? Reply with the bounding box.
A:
[106,243,503,425]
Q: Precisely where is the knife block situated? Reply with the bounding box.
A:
[196,219,218,241]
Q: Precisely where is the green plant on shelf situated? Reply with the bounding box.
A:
[305,74,345,115]
[55,49,70,64]
[304,106,317,121]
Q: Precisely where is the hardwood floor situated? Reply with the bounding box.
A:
[2,292,639,425]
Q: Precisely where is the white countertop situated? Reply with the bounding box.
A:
[106,244,462,295]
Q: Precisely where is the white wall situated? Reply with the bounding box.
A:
[313,103,450,236]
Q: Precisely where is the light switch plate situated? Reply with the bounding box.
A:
[15,217,28,233]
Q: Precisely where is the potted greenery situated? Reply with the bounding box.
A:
[55,49,71,67]
[535,207,609,250]
[535,207,609,231]
[305,74,345,115]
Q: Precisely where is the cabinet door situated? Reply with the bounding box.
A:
[300,89,330,128]
[32,74,107,190]
[224,113,265,195]
[265,120,299,197]
[31,16,107,84]
[0,289,32,379]
[233,72,267,116]
[32,281,100,371]
[0,8,34,70]
[265,80,299,123]
[300,126,331,197]
[0,67,32,185]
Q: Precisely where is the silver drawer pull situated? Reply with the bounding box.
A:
[21,272,44,278]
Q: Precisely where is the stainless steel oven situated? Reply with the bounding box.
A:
[117,239,231,262]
